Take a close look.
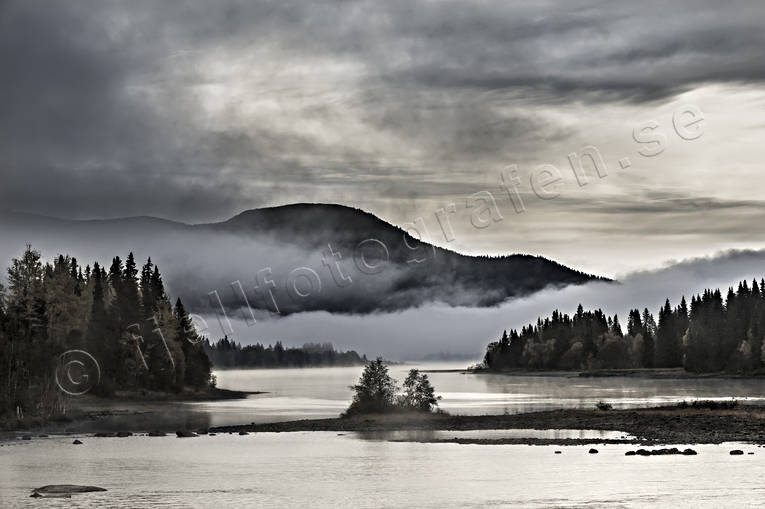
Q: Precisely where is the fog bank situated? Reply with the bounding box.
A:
[206,249,765,361]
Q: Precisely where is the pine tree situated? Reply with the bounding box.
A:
[175,298,212,389]
[85,262,113,394]
[344,358,396,415]
[655,299,681,367]
[611,314,623,337]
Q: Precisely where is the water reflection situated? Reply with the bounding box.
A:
[196,363,765,427]
[1,433,762,508]
[356,429,634,441]
[49,364,765,433]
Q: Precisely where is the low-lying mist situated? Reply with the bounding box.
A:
[5,211,765,362]
[205,249,765,361]
[0,207,598,315]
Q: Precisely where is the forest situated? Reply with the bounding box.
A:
[483,278,765,374]
[0,246,213,422]
[204,338,367,368]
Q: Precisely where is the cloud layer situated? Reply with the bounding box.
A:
[2,1,765,274]
[217,249,765,360]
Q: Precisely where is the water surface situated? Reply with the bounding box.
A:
[193,363,765,427]
[1,433,762,508]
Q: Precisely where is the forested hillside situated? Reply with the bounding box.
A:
[483,278,765,374]
[0,246,213,421]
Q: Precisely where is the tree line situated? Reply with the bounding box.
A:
[0,246,213,421]
[203,338,368,368]
[482,278,765,374]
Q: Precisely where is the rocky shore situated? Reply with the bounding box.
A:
[209,403,765,445]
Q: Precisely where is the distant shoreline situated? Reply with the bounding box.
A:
[211,364,367,371]
[466,367,765,379]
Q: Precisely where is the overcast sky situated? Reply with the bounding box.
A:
[2,1,765,276]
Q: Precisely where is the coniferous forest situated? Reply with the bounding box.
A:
[204,338,367,368]
[483,278,765,374]
[0,246,213,421]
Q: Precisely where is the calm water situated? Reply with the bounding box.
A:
[195,363,765,427]
[1,434,763,508]
[3,364,765,507]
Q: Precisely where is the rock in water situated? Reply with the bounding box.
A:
[588,448,599,454]
[176,430,198,438]
[730,450,745,455]
[31,485,106,498]
[682,449,698,455]
[72,439,83,445]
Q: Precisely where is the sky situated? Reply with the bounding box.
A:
[2,1,765,277]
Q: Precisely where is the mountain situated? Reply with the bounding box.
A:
[0,203,607,315]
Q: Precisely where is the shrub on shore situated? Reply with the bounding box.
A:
[676,399,737,410]
[343,359,441,417]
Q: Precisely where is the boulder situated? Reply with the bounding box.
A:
[588,448,598,454]
[31,485,106,498]
[730,450,745,455]
[176,430,198,438]
[682,449,698,455]
[72,439,83,445]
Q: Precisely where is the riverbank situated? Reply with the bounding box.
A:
[465,367,765,379]
[1,387,257,433]
[209,403,765,445]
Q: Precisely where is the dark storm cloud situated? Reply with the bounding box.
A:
[1,0,764,221]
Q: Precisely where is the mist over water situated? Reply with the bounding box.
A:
[5,211,765,360]
[211,249,765,360]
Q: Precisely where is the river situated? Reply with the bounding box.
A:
[2,363,764,507]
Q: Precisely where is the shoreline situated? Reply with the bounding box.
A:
[0,387,259,434]
[5,402,765,446]
[459,367,765,379]
[209,403,765,445]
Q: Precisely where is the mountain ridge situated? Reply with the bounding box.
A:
[0,203,609,314]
